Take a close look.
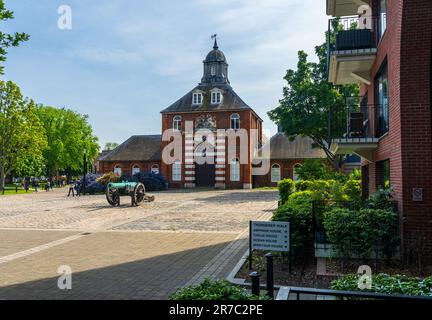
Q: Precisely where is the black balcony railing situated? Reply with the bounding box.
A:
[327,14,385,76]
[333,98,389,140]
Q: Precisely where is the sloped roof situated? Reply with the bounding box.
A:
[263,133,327,160]
[160,84,251,113]
[99,135,162,162]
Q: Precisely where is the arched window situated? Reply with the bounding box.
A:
[230,113,240,130]
[271,164,281,183]
[132,165,140,175]
[114,165,122,176]
[172,160,182,181]
[230,158,240,182]
[293,163,302,181]
[151,164,159,174]
[173,115,182,131]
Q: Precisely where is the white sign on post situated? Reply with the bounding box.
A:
[250,221,290,252]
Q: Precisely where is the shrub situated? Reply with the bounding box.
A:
[96,172,121,186]
[331,274,432,297]
[342,178,362,203]
[368,188,395,210]
[294,159,334,180]
[323,207,399,259]
[277,179,295,204]
[170,279,268,300]
[80,173,105,194]
[132,172,168,191]
[295,179,335,201]
[272,191,314,258]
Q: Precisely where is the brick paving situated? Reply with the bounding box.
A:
[0,188,277,299]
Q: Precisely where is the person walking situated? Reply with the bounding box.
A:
[75,180,82,197]
[34,178,39,192]
[68,180,75,197]
[24,178,29,193]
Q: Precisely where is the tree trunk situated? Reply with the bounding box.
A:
[0,166,5,191]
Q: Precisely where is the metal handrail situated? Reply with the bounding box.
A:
[277,286,432,301]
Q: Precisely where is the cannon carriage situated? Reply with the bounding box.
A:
[106,181,153,206]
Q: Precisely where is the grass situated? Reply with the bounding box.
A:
[253,186,278,190]
[0,188,34,196]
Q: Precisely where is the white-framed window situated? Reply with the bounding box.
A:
[173,115,182,131]
[211,66,216,76]
[230,158,240,182]
[192,93,203,105]
[114,165,122,176]
[230,113,240,130]
[151,164,159,174]
[172,160,182,181]
[211,91,222,104]
[293,163,302,181]
[271,164,281,183]
[132,165,140,175]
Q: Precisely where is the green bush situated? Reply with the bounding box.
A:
[294,159,334,180]
[169,279,268,300]
[331,274,432,297]
[323,207,399,259]
[277,179,295,204]
[368,188,394,210]
[272,191,314,258]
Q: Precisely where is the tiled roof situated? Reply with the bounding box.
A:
[99,135,162,162]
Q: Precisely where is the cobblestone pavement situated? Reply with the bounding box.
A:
[0,188,277,299]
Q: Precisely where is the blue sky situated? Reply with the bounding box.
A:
[2,0,328,148]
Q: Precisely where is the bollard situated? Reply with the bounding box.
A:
[249,272,261,296]
[265,253,274,299]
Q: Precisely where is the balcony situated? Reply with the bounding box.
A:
[327,15,382,85]
[330,100,389,162]
[326,0,370,17]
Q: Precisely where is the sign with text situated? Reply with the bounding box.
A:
[250,221,290,252]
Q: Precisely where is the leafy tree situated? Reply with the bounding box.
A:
[0,0,30,74]
[0,81,46,189]
[104,142,119,151]
[35,106,100,177]
[268,27,359,169]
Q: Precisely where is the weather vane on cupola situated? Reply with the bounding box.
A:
[211,34,218,49]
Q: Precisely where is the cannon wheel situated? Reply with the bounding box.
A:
[106,187,120,206]
[132,183,146,206]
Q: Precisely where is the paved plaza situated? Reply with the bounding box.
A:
[0,188,277,299]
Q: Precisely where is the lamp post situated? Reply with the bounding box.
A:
[83,148,87,195]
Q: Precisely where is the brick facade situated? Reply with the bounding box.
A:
[360,0,432,262]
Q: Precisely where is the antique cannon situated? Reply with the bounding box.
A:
[106,181,148,206]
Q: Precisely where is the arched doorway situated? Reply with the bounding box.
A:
[194,139,215,187]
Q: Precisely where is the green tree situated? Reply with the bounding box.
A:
[0,0,30,74]
[104,142,119,151]
[35,106,100,177]
[268,28,359,169]
[0,81,46,189]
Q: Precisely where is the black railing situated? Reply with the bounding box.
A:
[333,99,389,140]
[327,14,385,76]
[276,286,432,301]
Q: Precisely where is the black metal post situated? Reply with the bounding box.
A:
[249,220,253,270]
[289,229,292,274]
[83,149,87,195]
[250,272,260,296]
[265,253,274,299]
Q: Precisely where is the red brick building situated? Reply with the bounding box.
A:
[98,40,328,189]
[327,0,432,262]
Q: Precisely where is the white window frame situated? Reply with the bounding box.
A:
[151,164,159,174]
[173,115,182,131]
[211,66,216,76]
[293,163,302,181]
[211,91,222,104]
[230,158,240,182]
[172,160,182,181]
[230,113,240,130]
[192,93,203,105]
[271,164,281,183]
[114,165,122,176]
[132,165,140,175]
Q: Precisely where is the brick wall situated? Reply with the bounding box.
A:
[361,0,432,262]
